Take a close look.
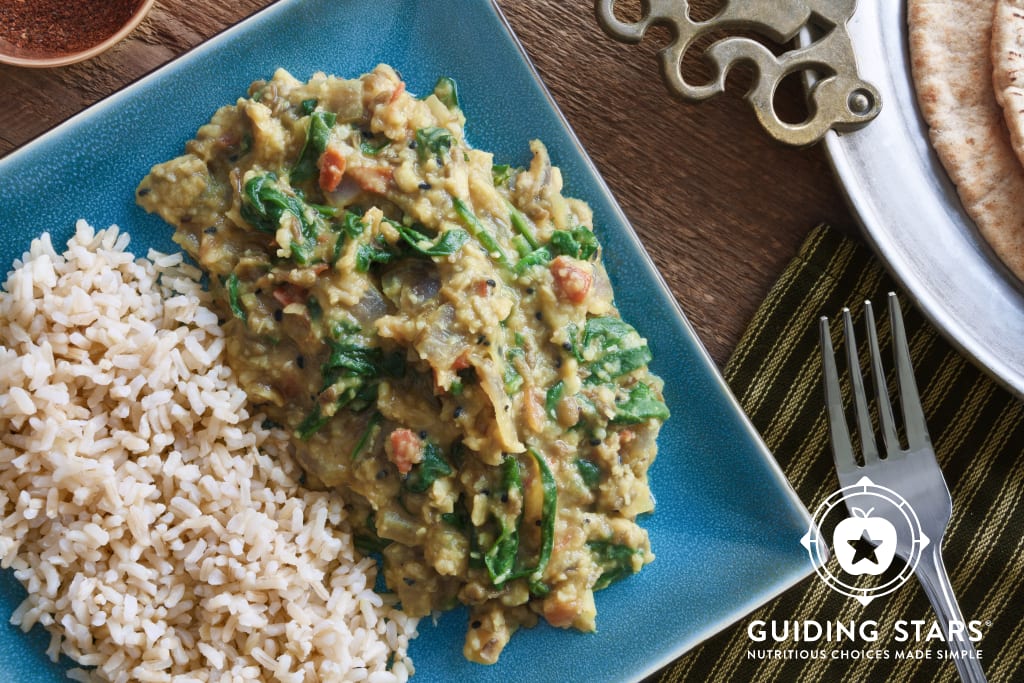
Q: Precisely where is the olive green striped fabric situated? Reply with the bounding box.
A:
[652,224,1024,683]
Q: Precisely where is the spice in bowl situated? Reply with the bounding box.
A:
[0,0,153,67]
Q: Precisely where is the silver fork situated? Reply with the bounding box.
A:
[819,292,986,683]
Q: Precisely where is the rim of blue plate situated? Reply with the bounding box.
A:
[0,0,817,680]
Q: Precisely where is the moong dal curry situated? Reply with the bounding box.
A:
[137,65,669,664]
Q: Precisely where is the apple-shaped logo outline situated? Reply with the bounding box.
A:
[831,506,897,576]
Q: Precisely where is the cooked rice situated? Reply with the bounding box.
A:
[0,221,418,683]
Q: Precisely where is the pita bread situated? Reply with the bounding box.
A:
[992,1,1024,168]
[908,0,1024,280]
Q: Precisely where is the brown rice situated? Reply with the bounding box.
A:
[0,220,418,682]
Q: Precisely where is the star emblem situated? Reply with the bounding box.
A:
[848,531,879,565]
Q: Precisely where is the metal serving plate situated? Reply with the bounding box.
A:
[823,1,1024,399]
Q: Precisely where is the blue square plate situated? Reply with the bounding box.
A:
[0,1,813,680]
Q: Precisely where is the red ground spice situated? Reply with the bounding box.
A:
[0,0,142,55]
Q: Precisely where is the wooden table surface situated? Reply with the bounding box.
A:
[0,0,856,369]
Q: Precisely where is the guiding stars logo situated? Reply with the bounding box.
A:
[801,476,929,605]
[832,505,898,577]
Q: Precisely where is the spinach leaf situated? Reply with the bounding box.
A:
[577,229,599,260]
[550,226,599,260]
[415,126,453,164]
[296,336,399,440]
[582,316,652,383]
[545,381,564,421]
[240,174,324,265]
[576,457,601,488]
[330,210,366,264]
[292,110,337,183]
[588,540,644,590]
[589,346,653,384]
[502,451,523,491]
[511,235,532,258]
[503,348,524,395]
[564,321,584,362]
[484,519,520,586]
[346,382,380,412]
[452,197,510,267]
[361,138,391,156]
[484,456,523,587]
[306,294,322,322]
[225,273,246,322]
[507,200,540,250]
[296,381,380,441]
[324,340,381,377]
[441,500,469,530]
[330,318,361,338]
[403,441,453,493]
[295,404,330,440]
[308,201,339,218]
[612,382,670,424]
[290,229,321,266]
[356,240,396,272]
[513,247,551,274]
[240,174,304,234]
[331,233,346,266]
[342,210,366,238]
[432,76,460,109]
[583,316,637,347]
[396,224,470,257]
[492,164,514,187]
[527,448,557,582]
[300,98,318,115]
[482,451,557,590]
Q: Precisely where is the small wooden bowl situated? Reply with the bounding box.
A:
[0,0,155,68]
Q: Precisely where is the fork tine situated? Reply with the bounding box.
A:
[888,293,930,449]
[819,316,858,475]
[842,308,880,465]
[864,300,901,455]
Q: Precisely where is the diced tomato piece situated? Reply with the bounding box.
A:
[272,284,306,306]
[318,147,346,192]
[550,256,592,304]
[451,351,472,372]
[387,428,424,475]
[348,165,393,194]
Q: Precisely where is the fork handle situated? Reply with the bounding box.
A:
[914,545,988,683]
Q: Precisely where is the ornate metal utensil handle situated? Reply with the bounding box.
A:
[595,0,880,147]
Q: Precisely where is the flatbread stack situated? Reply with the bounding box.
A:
[908,0,1024,280]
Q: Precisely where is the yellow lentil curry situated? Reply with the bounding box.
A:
[137,65,669,664]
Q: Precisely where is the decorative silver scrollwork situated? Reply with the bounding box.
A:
[595,0,880,147]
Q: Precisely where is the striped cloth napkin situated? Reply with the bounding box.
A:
[651,224,1024,683]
